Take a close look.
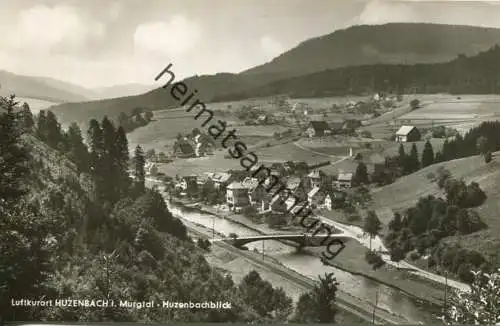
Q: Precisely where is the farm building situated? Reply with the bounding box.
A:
[395,125,421,142]
[306,121,331,137]
[335,173,353,189]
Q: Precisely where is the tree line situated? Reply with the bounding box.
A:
[385,168,489,283]
[117,107,154,133]
[219,44,500,100]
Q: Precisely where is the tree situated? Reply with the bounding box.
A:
[0,95,30,204]
[397,143,406,170]
[239,270,293,321]
[134,145,146,194]
[484,151,492,163]
[407,143,420,173]
[390,245,406,267]
[114,126,131,198]
[363,210,382,250]
[20,102,34,132]
[144,111,154,122]
[353,162,369,185]
[35,110,47,140]
[444,268,500,325]
[410,99,420,110]
[476,136,489,155]
[45,110,63,149]
[294,272,339,323]
[388,212,403,232]
[421,140,435,168]
[66,122,90,173]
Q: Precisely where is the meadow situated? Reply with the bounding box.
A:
[369,151,500,258]
[16,97,60,115]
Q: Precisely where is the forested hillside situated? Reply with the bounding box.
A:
[243,23,500,79]
[0,95,341,323]
[221,44,500,100]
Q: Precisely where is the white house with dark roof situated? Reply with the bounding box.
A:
[307,186,325,207]
[395,125,421,143]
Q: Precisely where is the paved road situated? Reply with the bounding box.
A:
[316,215,470,292]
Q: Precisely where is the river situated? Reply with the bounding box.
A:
[167,201,441,324]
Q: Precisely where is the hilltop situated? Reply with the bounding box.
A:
[48,23,500,124]
[0,70,88,103]
[243,23,500,80]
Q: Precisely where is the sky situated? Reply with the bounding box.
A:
[1,0,500,88]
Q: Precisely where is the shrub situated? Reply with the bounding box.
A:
[364,250,385,270]
[484,151,492,163]
[409,251,421,261]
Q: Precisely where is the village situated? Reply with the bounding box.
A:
[141,92,433,231]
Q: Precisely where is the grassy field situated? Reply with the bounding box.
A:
[369,151,500,259]
[382,138,446,157]
[17,97,61,115]
[364,94,500,140]
[126,106,288,154]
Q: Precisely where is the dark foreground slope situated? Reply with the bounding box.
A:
[0,97,290,323]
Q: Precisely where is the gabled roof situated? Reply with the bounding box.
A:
[337,173,353,182]
[309,120,330,132]
[396,125,417,136]
[227,182,246,190]
[211,172,232,183]
[308,186,321,198]
[286,177,301,190]
[242,177,260,190]
[330,121,345,130]
[308,170,321,178]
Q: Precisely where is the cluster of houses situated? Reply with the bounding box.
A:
[306,119,363,137]
[173,133,215,158]
[175,167,355,215]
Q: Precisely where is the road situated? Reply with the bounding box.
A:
[316,215,470,292]
[185,220,410,324]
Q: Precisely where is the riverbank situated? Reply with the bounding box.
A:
[172,198,445,310]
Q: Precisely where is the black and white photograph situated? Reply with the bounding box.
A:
[1,0,499,324]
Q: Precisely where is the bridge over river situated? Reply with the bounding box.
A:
[212,233,354,248]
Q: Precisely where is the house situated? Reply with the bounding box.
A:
[395,125,421,142]
[324,191,347,210]
[335,173,353,189]
[145,162,158,176]
[307,170,322,189]
[242,177,266,204]
[307,186,325,207]
[269,195,287,213]
[329,121,345,134]
[193,134,214,157]
[180,175,198,195]
[306,120,331,137]
[343,119,362,132]
[226,182,250,210]
[211,172,233,190]
[174,139,196,158]
[286,177,307,200]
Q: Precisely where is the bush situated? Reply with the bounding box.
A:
[409,251,421,261]
[484,151,492,163]
[436,167,452,188]
[365,250,385,270]
[197,238,211,251]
